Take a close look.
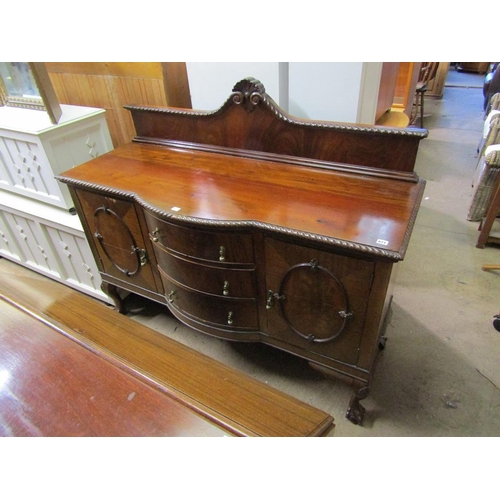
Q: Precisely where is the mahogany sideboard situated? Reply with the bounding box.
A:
[57,78,427,424]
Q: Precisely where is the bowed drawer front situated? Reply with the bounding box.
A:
[144,210,260,333]
[144,212,255,264]
[160,273,259,331]
[152,245,257,299]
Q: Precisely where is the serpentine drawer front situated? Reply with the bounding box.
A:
[57,77,427,425]
[144,212,255,264]
[159,272,259,331]
[152,244,257,299]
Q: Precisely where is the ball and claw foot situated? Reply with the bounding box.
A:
[493,315,500,332]
[378,335,387,350]
[346,399,366,425]
[345,385,370,425]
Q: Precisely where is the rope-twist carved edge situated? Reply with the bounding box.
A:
[56,176,405,261]
[124,77,429,139]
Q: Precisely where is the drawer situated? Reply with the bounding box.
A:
[145,212,254,264]
[154,244,256,298]
[160,271,259,331]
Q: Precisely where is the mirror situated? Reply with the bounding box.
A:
[0,62,62,123]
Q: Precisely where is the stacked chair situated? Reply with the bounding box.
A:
[467,93,500,241]
[474,93,500,331]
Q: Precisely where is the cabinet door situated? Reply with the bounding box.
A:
[74,189,158,292]
[264,238,374,365]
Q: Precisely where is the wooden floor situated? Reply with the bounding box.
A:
[0,258,334,437]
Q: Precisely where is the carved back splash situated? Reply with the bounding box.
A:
[125,77,427,175]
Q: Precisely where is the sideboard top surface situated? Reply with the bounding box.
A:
[58,141,425,261]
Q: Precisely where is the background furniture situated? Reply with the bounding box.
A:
[0,104,113,302]
[468,94,500,222]
[421,62,450,98]
[476,148,500,248]
[483,63,500,112]
[57,78,427,424]
[410,62,440,128]
[392,62,421,118]
[457,62,490,74]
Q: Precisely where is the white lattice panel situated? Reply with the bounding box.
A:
[0,190,111,303]
[0,136,60,201]
[0,105,113,210]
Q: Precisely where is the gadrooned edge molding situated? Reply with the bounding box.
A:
[56,176,410,261]
[124,77,429,140]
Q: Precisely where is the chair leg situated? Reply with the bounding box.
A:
[410,93,420,125]
[477,176,500,248]
[420,95,424,128]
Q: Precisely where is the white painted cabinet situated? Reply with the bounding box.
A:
[0,104,114,303]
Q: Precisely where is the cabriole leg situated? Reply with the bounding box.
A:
[101,282,125,314]
[346,385,370,425]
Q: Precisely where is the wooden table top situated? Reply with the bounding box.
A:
[59,142,425,260]
[0,294,229,437]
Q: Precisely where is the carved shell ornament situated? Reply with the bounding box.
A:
[231,77,265,112]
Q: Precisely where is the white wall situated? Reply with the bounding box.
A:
[288,62,362,122]
[186,62,284,111]
[186,62,383,124]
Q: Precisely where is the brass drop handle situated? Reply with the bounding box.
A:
[138,248,148,267]
[227,311,234,325]
[339,310,353,319]
[266,289,285,310]
[152,227,159,242]
[219,246,226,262]
[168,290,176,303]
[223,280,230,296]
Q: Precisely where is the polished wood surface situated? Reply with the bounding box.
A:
[56,78,426,425]
[60,142,424,259]
[0,259,334,437]
[0,293,228,437]
[125,78,427,173]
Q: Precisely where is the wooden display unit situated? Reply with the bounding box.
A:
[57,78,427,424]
